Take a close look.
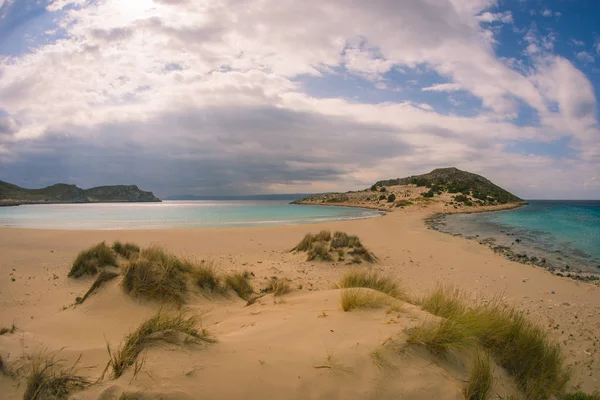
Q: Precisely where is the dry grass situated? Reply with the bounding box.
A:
[347,246,377,263]
[122,246,189,305]
[406,318,477,356]
[107,312,213,379]
[0,323,16,335]
[78,270,120,304]
[463,352,494,400]
[559,392,600,400]
[190,261,223,293]
[414,285,570,399]
[314,230,331,242]
[307,242,333,262]
[338,270,403,299]
[112,241,140,260]
[23,352,90,400]
[68,242,117,278]
[292,233,317,252]
[340,288,388,312]
[265,277,291,296]
[225,272,254,300]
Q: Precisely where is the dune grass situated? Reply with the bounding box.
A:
[292,233,317,252]
[23,352,90,400]
[413,285,569,399]
[307,242,333,262]
[314,230,331,242]
[406,318,477,356]
[338,270,403,299]
[78,270,120,304]
[559,393,600,400]
[112,241,140,260]
[265,277,291,296]
[122,246,189,305]
[68,242,117,278]
[0,323,16,335]
[340,288,389,312]
[190,261,223,293]
[224,271,254,300]
[107,312,212,379]
[463,352,494,400]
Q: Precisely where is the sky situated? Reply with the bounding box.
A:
[0,0,599,199]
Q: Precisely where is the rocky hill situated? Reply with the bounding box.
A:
[374,167,522,204]
[0,181,160,205]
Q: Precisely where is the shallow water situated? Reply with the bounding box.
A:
[0,200,383,230]
[433,201,600,273]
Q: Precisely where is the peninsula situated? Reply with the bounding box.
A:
[0,180,161,206]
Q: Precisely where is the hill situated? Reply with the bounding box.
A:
[374,167,522,204]
[0,181,160,205]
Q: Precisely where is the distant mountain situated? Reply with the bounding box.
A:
[374,167,522,204]
[0,181,160,206]
[164,193,312,201]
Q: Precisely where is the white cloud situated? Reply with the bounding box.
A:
[571,39,584,46]
[0,0,598,197]
[576,51,595,64]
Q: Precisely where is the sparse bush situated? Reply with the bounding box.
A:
[387,193,396,203]
[112,241,140,259]
[395,200,413,207]
[307,242,333,262]
[191,261,223,293]
[370,185,378,191]
[454,194,469,203]
[23,352,90,400]
[265,277,291,296]
[68,242,117,278]
[463,352,493,400]
[225,272,254,300]
[78,270,120,304]
[340,288,388,311]
[107,312,212,379]
[122,246,188,305]
[379,187,387,192]
[379,194,386,201]
[421,190,435,198]
[338,270,403,299]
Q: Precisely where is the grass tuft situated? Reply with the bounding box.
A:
[68,242,117,278]
[265,277,291,296]
[107,312,212,379]
[406,318,477,356]
[559,392,600,400]
[292,233,316,252]
[314,230,331,242]
[307,242,333,262]
[122,246,188,305]
[421,285,467,318]
[347,246,377,263]
[338,270,403,299]
[225,272,254,300]
[190,261,223,293]
[340,288,388,312]
[78,270,120,304]
[331,231,350,248]
[463,352,494,400]
[23,352,90,400]
[112,241,140,259]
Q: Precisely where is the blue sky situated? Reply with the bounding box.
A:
[0,0,599,198]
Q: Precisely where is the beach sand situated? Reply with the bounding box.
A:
[1,209,599,398]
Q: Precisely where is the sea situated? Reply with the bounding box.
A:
[0,200,383,230]
[431,200,600,274]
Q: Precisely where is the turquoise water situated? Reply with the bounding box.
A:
[438,201,600,272]
[0,201,382,230]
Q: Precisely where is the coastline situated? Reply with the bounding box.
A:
[1,205,599,396]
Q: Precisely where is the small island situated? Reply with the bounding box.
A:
[0,180,161,206]
[292,167,526,212]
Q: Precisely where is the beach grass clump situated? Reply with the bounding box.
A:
[340,288,388,312]
[415,285,570,399]
[107,312,212,379]
[338,270,403,299]
[112,241,140,260]
[190,261,223,293]
[68,242,117,278]
[224,272,254,300]
[463,352,494,400]
[348,246,377,263]
[315,230,331,242]
[78,270,120,304]
[406,318,477,356]
[122,246,189,305]
[265,277,291,296]
[23,352,90,400]
[307,242,334,262]
[559,392,600,400]
[292,233,317,252]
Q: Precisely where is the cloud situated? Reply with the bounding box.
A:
[0,0,598,198]
[571,39,584,46]
[576,51,595,64]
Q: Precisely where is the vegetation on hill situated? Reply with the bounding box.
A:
[0,180,160,205]
[292,231,377,264]
[374,167,522,204]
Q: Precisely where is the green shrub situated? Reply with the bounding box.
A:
[421,190,435,198]
[387,193,396,202]
[379,194,386,201]
[454,194,469,203]
[379,187,387,192]
[395,200,413,207]
[112,241,140,259]
[370,185,378,191]
[68,242,117,278]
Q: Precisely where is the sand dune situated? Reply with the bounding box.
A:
[1,210,599,398]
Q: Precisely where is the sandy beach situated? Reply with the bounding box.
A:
[1,209,599,399]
